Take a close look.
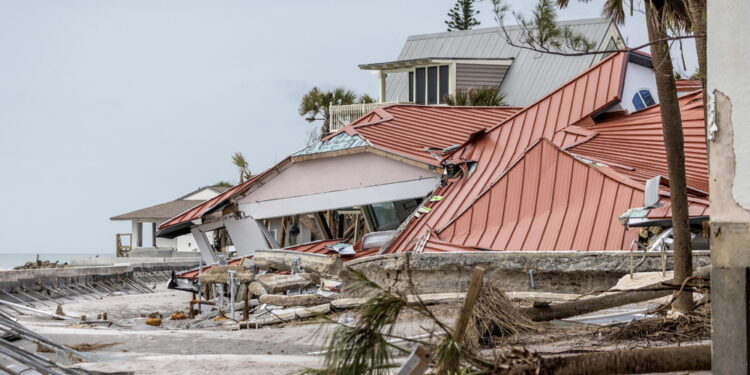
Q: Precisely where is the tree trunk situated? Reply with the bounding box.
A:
[520,265,710,321]
[686,0,709,156]
[645,1,693,313]
[541,344,710,375]
[686,0,707,88]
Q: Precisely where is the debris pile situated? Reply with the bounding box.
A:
[14,255,70,270]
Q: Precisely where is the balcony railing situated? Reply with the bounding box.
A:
[329,102,400,133]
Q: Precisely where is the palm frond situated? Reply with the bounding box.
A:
[444,87,506,106]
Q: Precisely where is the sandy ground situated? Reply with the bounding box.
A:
[9,272,704,374]
[13,286,449,375]
[14,286,330,374]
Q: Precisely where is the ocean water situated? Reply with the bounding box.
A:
[0,253,109,270]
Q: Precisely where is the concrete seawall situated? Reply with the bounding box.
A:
[347,251,711,295]
[0,258,199,318]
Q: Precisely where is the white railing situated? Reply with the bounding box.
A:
[329,102,400,132]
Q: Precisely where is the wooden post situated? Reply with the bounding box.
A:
[453,267,485,344]
[189,292,197,318]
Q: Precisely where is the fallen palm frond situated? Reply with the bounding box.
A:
[487,347,543,375]
[601,302,711,344]
[305,270,412,375]
[464,285,540,349]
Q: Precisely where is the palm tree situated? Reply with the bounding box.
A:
[298,87,371,135]
[555,0,695,312]
[443,87,507,106]
[231,152,252,183]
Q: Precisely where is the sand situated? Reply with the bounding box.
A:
[14,286,326,375]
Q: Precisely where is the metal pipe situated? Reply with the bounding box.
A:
[0,300,74,321]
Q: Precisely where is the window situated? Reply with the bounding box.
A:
[411,64,450,104]
[632,89,656,110]
[408,71,414,102]
[415,68,426,104]
[427,67,438,104]
[439,65,449,103]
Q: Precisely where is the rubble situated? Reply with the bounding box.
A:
[258,293,333,307]
[254,250,344,276]
[247,281,268,297]
[241,303,331,328]
[255,273,318,294]
[14,257,70,270]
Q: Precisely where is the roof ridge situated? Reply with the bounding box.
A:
[483,52,627,134]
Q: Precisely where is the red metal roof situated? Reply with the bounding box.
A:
[386,52,630,253]
[285,239,379,260]
[675,79,702,92]
[568,91,708,192]
[177,256,251,280]
[436,139,645,251]
[158,178,256,230]
[160,106,520,232]
[339,105,521,167]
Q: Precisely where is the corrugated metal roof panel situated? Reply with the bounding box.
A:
[384,53,633,254]
[436,139,642,251]
[385,54,709,254]
[569,91,708,191]
[343,105,521,167]
[676,79,702,92]
[157,175,262,230]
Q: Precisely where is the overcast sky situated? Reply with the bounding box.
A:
[0,0,696,254]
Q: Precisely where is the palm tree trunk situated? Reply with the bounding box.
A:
[645,1,693,312]
[686,0,709,156]
[686,0,707,88]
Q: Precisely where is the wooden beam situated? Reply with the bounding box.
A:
[315,212,333,240]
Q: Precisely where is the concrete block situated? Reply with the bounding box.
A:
[258,293,333,307]
[247,282,267,297]
[254,250,343,276]
[256,273,316,294]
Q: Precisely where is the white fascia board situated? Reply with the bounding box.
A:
[197,219,226,232]
[241,178,440,220]
[432,59,513,66]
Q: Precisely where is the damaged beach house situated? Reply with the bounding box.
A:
[149,20,708,329]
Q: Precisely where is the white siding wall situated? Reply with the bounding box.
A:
[619,62,659,113]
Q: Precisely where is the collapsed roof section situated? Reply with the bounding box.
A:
[384,52,709,254]
[567,91,708,192]
[157,105,521,242]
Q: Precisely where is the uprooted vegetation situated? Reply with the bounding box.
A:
[301,263,712,375]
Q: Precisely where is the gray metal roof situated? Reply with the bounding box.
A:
[111,186,230,222]
[384,18,618,107]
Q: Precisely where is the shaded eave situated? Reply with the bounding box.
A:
[359,57,513,71]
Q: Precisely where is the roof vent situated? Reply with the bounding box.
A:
[644,176,662,208]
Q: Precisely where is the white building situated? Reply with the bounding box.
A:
[110,186,229,256]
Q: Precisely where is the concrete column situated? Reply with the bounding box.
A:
[708,1,750,373]
[131,221,143,248]
[378,71,387,103]
[151,222,157,247]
